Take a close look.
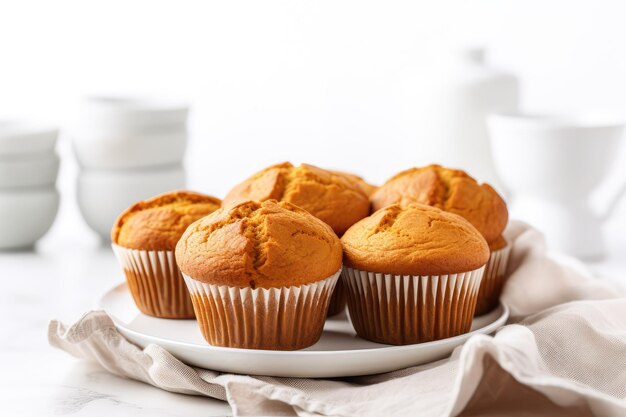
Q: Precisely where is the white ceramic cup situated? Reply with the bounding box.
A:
[77,165,186,240]
[0,188,60,250]
[0,152,59,189]
[488,113,625,259]
[0,121,58,155]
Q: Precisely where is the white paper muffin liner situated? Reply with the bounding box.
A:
[342,266,485,345]
[112,244,195,319]
[182,269,341,350]
[475,242,512,315]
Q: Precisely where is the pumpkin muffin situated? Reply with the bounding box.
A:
[370,165,510,315]
[341,203,489,345]
[223,162,370,236]
[176,200,342,350]
[370,165,507,243]
[111,190,221,319]
[223,162,367,318]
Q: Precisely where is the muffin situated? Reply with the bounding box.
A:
[341,203,489,345]
[370,165,510,315]
[175,200,343,350]
[223,162,370,236]
[111,190,221,319]
[330,170,378,196]
[224,162,368,318]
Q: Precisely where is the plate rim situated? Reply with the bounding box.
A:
[98,282,510,357]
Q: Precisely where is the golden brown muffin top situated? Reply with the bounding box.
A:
[223,162,370,235]
[370,165,508,244]
[175,200,343,288]
[330,170,378,196]
[341,203,490,276]
[112,190,222,251]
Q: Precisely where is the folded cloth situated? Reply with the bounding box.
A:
[49,222,626,416]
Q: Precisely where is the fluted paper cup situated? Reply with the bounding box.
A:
[326,279,346,317]
[474,243,512,316]
[183,269,341,350]
[112,244,195,319]
[342,266,485,345]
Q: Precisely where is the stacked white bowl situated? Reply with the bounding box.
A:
[71,97,188,240]
[0,121,60,249]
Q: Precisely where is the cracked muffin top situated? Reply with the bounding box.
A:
[370,165,507,245]
[112,190,222,251]
[223,162,370,235]
[341,203,489,276]
[175,200,343,288]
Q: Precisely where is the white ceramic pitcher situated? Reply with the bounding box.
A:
[488,113,626,259]
[410,47,519,189]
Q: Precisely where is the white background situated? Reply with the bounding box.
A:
[0,0,625,242]
[1,3,625,414]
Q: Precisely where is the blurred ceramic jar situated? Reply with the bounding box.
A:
[76,166,186,239]
[408,47,519,189]
[0,121,60,249]
[70,97,189,240]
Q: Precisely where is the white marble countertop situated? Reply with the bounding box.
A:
[0,227,232,416]
[1,199,625,416]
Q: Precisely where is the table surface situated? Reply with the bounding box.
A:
[1,205,624,417]
[0,203,234,416]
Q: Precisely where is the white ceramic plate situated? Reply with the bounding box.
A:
[99,283,509,378]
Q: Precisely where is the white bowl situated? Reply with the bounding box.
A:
[75,96,188,134]
[0,121,58,155]
[77,166,186,240]
[0,188,59,250]
[71,129,187,169]
[0,152,60,189]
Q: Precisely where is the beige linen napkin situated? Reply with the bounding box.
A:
[49,222,626,416]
